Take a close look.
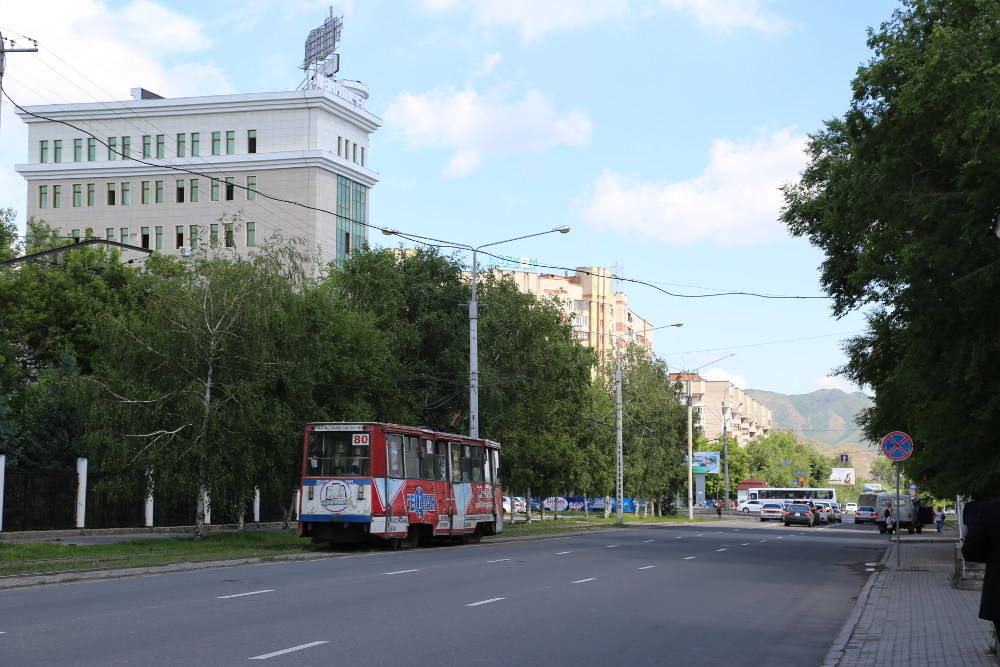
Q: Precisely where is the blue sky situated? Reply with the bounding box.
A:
[0,0,902,396]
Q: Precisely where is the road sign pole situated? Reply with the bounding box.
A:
[896,464,901,568]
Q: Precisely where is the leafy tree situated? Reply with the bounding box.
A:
[781,0,1000,497]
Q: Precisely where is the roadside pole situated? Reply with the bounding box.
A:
[895,464,901,568]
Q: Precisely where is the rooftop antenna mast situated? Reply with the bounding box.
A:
[299,8,343,91]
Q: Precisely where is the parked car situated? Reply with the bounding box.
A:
[759,503,785,522]
[844,502,858,514]
[854,506,878,524]
[783,503,817,527]
[512,497,527,513]
[737,500,766,513]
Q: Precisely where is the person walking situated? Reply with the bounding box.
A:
[884,501,894,534]
[715,499,722,518]
[934,506,945,532]
[962,499,1000,642]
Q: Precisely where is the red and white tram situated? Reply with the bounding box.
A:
[298,422,503,547]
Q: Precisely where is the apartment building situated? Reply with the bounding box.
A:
[492,266,654,362]
[671,373,772,446]
[15,82,380,265]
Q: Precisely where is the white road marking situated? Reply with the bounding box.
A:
[776,536,784,539]
[643,539,655,543]
[467,598,505,607]
[217,589,274,599]
[486,558,511,563]
[674,536,684,539]
[696,533,704,537]
[741,543,750,546]
[683,556,696,560]
[759,539,767,542]
[715,548,727,552]
[384,569,418,575]
[573,578,596,584]
[249,641,328,660]
[606,545,620,548]
[555,551,572,555]
[638,565,655,570]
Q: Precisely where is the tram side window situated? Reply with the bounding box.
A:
[387,434,403,479]
[403,436,421,479]
[450,443,462,483]
[306,431,370,476]
[461,445,486,483]
[415,439,448,481]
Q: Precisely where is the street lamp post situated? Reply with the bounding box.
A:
[683,353,736,520]
[383,225,570,439]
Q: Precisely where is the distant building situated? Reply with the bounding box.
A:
[15,20,380,267]
[491,266,654,363]
[670,373,772,446]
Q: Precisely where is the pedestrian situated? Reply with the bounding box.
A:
[962,499,1000,643]
[934,506,945,532]
[884,502,894,534]
[715,499,722,518]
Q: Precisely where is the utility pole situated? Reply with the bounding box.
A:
[615,365,624,526]
[723,402,730,510]
[0,31,39,129]
[687,375,694,520]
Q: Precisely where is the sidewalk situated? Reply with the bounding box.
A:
[825,529,996,666]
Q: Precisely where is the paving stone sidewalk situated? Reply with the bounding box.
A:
[825,531,996,666]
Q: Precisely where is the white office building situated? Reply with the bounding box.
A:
[15,80,380,265]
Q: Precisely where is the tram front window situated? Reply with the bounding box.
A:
[307,431,370,476]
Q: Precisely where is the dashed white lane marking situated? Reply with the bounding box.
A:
[249,641,328,660]
[759,540,767,543]
[776,536,784,539]
[643,539,655,543]
[683,556,696,560]
[606,545,620,548]
[715,548,727,552]
[384,569,418,575]
[573,578,596,584]
[218,590,274,599]
[467,598,505,607]
[638,566,655,570]
[674,536,684,539]
[555,551,572,555]
[741,543,750,546]
[486,558,511,563]
[696,533,704,537]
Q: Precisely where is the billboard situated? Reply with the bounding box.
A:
[830,467,856,485]
[692,452,720,474]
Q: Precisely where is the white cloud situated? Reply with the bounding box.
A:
[385,87,591,176]
[659,0,790,34]
[0,0,227,232]
[704,368,749,390]
[579,127,807,243]
[473,52,503,79]
[420,0,628,41]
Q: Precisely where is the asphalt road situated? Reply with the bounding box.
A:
[0,519,886,666]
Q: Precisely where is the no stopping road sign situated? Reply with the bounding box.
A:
[881,431,914,462]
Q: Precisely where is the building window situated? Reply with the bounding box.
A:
[352,143,357,163]
[246,221,256,246]
[107,137,116,160]
[155,180,164,203]
[87,138,96,161]
[225,177,235,201]
[156,134,164,158]
[155,226,163,250]
[224,222,234,248]
[52,185,62,208]
[191,132,200,156]
[175,226,184,248]
[87,183,95,206]
[190,179,199,202]
[176,179,185,203]
[360,146,365,167]
[140,226,150,249]
[121,182,131,205]
[247,129,256,154]
[40,140,49,163]
[211,178,220,201]
[336,175,368,260]
[211,131,220,155]
[226,130,235,155]
[142,135,151,158]
[189,225,199,248]
[141,181,150,204]
[107,183,116,206]
[53,140,63,163]
[120,227,129,244]
[72,229,81,243]
[210,223,219,248]
[38,185,48,208]
[337,136,342,157]
[246,175,257,200]
[72,184,82,207]
[106,227,115,241]
[121,136,130,159]
[73,139,82,162]
[176,133,185,158]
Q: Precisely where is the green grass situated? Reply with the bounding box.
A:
[0,530,317,577]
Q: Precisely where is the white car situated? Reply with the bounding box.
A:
[844,502,858,514]
[736,500,766,513]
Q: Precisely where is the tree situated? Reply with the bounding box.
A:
[780,0,1000,497]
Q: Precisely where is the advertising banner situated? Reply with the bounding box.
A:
[692,452,721,474]
[830,467,856,485]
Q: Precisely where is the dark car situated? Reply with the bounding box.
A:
[783,503,817,527]
[854,506,878,524]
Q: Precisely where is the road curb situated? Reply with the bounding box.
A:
[821,543,891,666]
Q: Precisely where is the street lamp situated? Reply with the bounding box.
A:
[382,225,570,438]
[681,353,736,520]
